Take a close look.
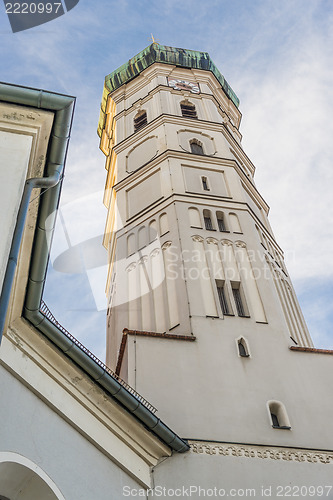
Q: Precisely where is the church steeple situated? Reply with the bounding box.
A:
[98,44,314,444]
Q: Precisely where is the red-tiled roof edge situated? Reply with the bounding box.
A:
[123,328,196,341]
[116,329,196,376]
[290,346,333,355]
[115,331,128,376]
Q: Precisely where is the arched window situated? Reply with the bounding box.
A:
[190,139,204,155]
[127,233,135,256]
[180,101,197,119]
[149,219,158,243]
[237,338,250,357]
[159,212,169,235]
[268,401,291,429]
[138,226,147,250]
[188,207,202,228]
[134,110,147,132]
[229,212,242,233]
[203,209,214,231]
[216,211,227,232]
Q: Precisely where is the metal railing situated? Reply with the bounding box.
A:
[40,300,157,413]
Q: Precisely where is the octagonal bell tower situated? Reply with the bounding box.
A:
[97,44,324,449]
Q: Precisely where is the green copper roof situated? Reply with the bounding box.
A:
[104,43,239,108]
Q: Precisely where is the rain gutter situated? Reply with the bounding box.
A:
[0,82,189,454]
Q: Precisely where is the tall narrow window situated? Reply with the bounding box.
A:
[190,140,204,155]
[203,210,214,231]
[134,110,147,132]
[138,226,147,250]
[229,213,242,233]
[149,220,158,243]
[159,212,169,235]
[180,101,197,119]
[188,207,202,228]
[232,284,248,317]
[216,280,231,315]
[202,176,209,191]
[127,233,135,256]
[216,211,227,232]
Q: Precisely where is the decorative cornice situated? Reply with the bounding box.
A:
[189,441,333,464]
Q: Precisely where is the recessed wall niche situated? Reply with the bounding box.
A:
[126,136,158,172]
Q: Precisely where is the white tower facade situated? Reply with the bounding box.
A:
[98,44,333,494]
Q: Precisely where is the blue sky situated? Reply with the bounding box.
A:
[1,0,332,359]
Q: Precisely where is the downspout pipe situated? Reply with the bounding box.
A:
[0,168,62,343]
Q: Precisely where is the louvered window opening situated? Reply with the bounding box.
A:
[134,112,147,131]
[217,217,226,232]
[204,216,213,230]
[217,285,230,315]
[181,103,197,119]
[233,287,246,317]
[191,142,204,155]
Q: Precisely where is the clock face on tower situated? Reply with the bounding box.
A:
[167,77,200,94]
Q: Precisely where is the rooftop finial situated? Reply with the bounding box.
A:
[150,34,159,45]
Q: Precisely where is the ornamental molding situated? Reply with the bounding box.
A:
[221,239,233,246]
[138,256,148,265]
[235,241,247,249]
[162,241,172,250]
[189,441,333,465]
[150,248,161,258]
[126,262,136,272]
[192,235,204,243]
[206,237,218,245]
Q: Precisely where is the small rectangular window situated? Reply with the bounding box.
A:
[202,176,209,191]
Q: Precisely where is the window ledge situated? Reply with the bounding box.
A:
[272,426,291,430]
